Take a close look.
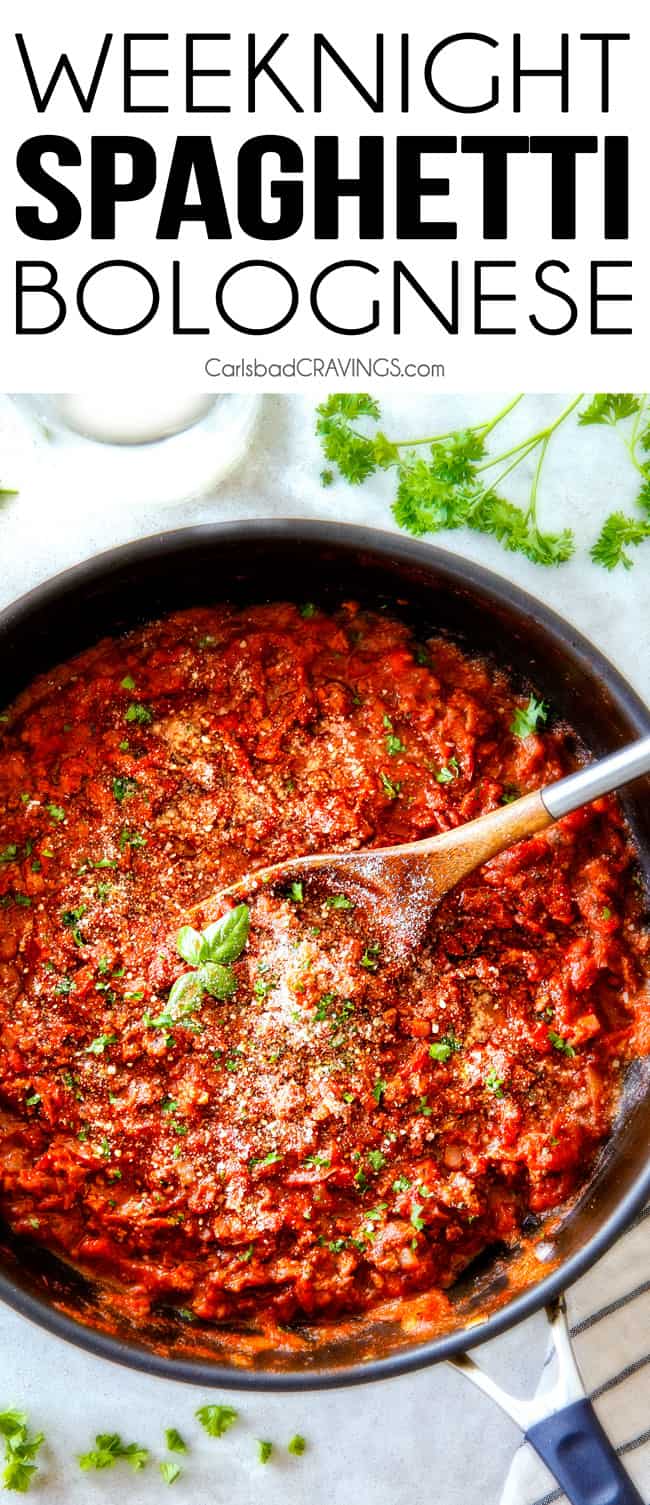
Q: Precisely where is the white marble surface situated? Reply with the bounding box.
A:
[0,392,647,1504]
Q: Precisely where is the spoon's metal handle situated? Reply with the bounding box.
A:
[542,736,650,821]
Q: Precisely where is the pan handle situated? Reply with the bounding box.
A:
[449,1296,643,1505]
[525,1398,643,1505]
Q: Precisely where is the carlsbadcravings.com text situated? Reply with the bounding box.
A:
[204,357,445,379]
[12,29,634,338]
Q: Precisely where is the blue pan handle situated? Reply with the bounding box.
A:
[526,1398,644,1505]
[449,1297,643,1505]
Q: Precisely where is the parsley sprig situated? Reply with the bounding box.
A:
[317,391,650,571]
[581,394,650,569]
[316,393,580,567]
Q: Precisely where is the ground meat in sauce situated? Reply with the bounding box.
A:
[0,601,647,1333]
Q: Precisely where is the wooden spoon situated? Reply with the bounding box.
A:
[191,737,650,954]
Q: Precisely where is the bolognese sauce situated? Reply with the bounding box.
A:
[0,601,647,1331]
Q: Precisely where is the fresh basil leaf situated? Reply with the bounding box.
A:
[201,904,250,965]
[199,962,237,999]
[176,926,207,967]
[167,972,204,1015]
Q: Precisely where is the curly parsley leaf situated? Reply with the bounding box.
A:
[578,393,641,427]
[195,1404,238,1439]
[590,513,650,571]
[318,393,579,568]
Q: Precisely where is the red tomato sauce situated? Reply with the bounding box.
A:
[0,602,647,1332]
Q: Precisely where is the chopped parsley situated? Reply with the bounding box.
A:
[195,1405,238,1439]
[510,696,548,739]
[304,1153,331,1169]
[299,602,317,619]
[435,756,460,784]
[85,1033,117,1056]
[46,803,65,823]
[372,1078,386,1104]
[120,674,136,690]
[112,775,138,804]
[287,1435,307,1456]
[360,942,381,970]
[119,828,147,850]
[386,732,407,756]
[380,771,401,800]
[367,1149,385,1172]
[392,1174,411,1193]
[325,894,354,910]
[61,905,86,946]
[288,881,304,904]
[78,1434,149,1472]
[125,702,153,726]
[429,1031,462,1063]
[485,1067,505,1097]
[257,1441,273,1464]
[0,845,17,864]
[410,1203,425,1232]
[548,1029,576,1058]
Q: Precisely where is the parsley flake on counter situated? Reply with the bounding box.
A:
[0,1408,44,1494]
[160,1461,182,1485]
[257,1440,273,1464]
[78,1433,149,1472]
[195,1404,238,1439]
[287,1434,307,1457]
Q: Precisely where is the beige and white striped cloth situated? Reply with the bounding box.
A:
[501,1205,650,1505]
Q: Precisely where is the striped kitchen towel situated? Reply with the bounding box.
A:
[500,1205,650,1505]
